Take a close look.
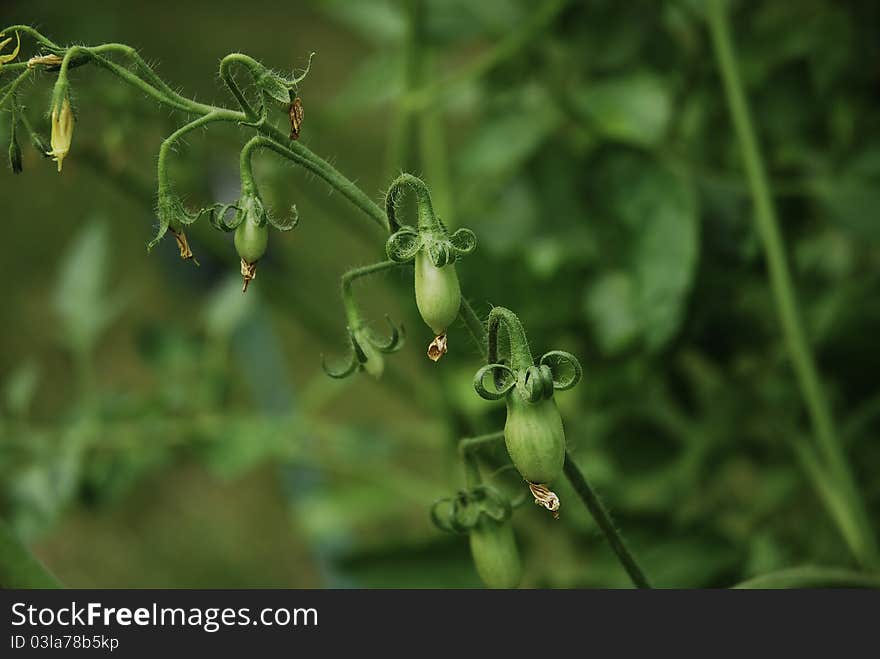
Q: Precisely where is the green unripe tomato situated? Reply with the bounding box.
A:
[469,517,521,589]
[354,329,385,379]
[414,250,461,334]
[504,395,566,484]
[234,214,269,264]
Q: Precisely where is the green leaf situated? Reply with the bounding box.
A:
[812,148,880,240]
[53,220,124,353]
[583,272,640,354]
[318,0,405,44]
[202,276,257,338]
[458,101,559,178]
[3,361,39,417]
[626,164,699,350]
[253,65,291,105]
[328,52,401,119]
[460,114,557,177]
[573,72,672,147]
[588,156,699,354]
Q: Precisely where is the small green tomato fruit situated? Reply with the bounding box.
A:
[414,250,461,336]
[234,213,269,265]
[469,517,522,589]
[504,395,566,485]
[354,329,385,379]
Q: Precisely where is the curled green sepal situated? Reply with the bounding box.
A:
[539,350,582,391]
[516,365,555,403]
[149,195,213,251]
[267,204,299,231]
[449,227,476,255]
[368,314,405,351]
[386,225,477,268]
[430,485,513,535]
[208,202,242,232]
[207,196,298,233]
[321,316,405,379]
[251,52,315,105]
[473,363,516,401]
[383,173,477,266]
[475,307,584,403]
[385,225,422,263]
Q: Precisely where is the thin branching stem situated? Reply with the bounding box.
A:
[340,260,402,320]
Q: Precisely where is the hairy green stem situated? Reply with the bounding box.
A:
[240,136,388,231]
[707,0,877,568]
[0,67,33,108]
[157,112,236,197]
[459,298,488,359]
[459,431,505,457]
[487,307,534,371]
[219,53,264,120]
[90,43,182,100]
[340,260,402,321]
[563,452,652,588]
[386,172,437,233]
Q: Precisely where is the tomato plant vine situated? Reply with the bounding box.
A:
[0,23,654,589]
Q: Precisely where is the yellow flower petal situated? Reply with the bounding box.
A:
[49,97,74,173]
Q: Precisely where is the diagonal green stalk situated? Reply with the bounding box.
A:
[0,520,61,588]
[706,0,877,568]
[563,452,652,588]
[732,565,880,589]
[385,0,423,178]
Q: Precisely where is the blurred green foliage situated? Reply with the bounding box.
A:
[0,0,879,587]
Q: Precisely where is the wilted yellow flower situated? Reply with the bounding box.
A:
[27,53,64,69]
[48,97,74,172]
[0,31,21,69]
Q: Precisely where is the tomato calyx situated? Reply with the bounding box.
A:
[430,484,513,535]
[322,315,405,379]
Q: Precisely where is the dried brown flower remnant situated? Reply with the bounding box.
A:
[288,97,303,140]
[528,482,560,519]
[427,333,447,362]
[240,258,257,293]
[169,227,199,266]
